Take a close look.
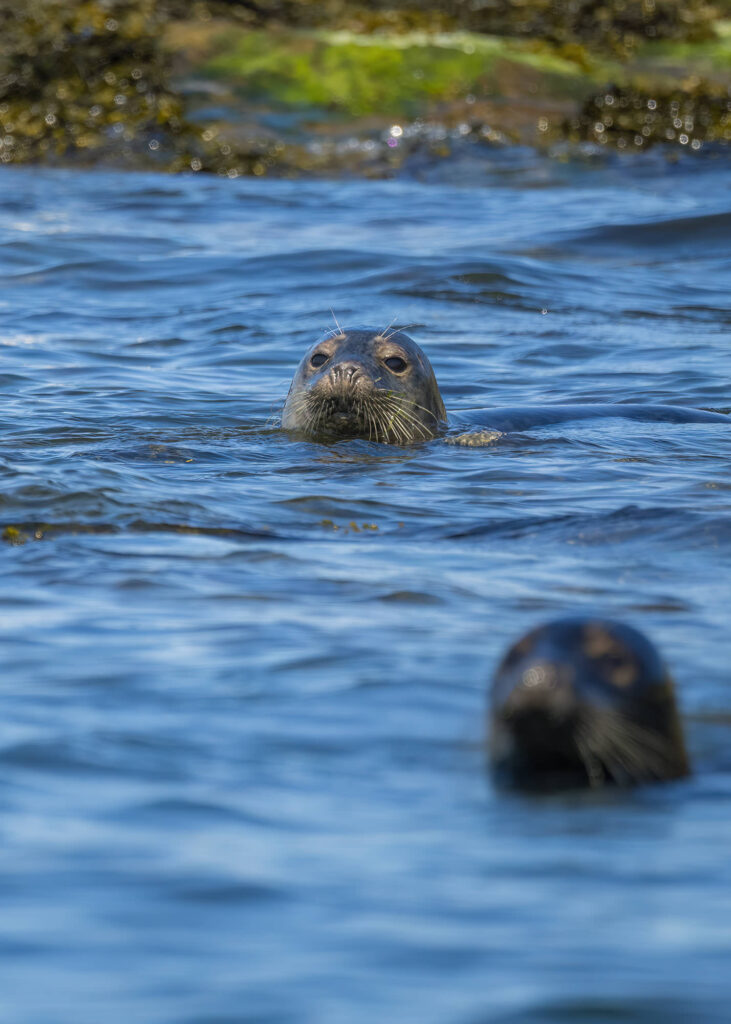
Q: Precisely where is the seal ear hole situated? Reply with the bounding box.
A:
[384,356,408,373]
[310,352,329,368]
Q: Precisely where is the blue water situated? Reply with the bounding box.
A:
[1,157,730,1023]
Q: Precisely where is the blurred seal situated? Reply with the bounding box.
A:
[282,327,446,444]
[489,617,689,791]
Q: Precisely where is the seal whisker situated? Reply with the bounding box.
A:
[579,719,644,782]
[577,716,632,785]
[372,399,386,442]
[284,398,310,431]
[377,315,398,341]
[582,710,676,782]
[330,308,345,338]
[363,398,377,443]
[387,394,441,423]
[372,396,411,444]
[298,399,321,436]
[376,392,440,430]
[575,729,607,788]
[394,412,425,444]
[385,405,403,443]
[383,402,406,444]
[396,407,432,438]
[286,397,310,421]
[609,716,677,775]
[373,401,391,444]
[358,393,391,441]
[593,712,667,767]
[387,411,407,445]
[383,322,419,341]
[371,402,392,443]
[387,407,426,444]
[377,399,432,442]
[310,398,330,437]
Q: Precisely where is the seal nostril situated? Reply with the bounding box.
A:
[331,361,362,383]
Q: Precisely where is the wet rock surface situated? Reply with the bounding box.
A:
[566,81,730,152]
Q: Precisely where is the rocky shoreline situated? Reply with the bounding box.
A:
[1,0,729,177]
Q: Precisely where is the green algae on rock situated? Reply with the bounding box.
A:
[202,29,593,117]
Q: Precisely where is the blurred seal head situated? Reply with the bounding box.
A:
[490,618,689,791]
[282,327,446,444]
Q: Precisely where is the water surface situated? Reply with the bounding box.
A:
[1,156,730,1023]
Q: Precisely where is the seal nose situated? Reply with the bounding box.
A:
[331,360,361,380]
[328,360,365,389]
[500,661,576,723]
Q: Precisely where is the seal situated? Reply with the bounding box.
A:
[489,617,689,791]
[283,327,727,445]
[282,327,446,444]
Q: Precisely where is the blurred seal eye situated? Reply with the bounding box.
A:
[599,652,637,687]
[310,352,328,368]
[384,356,407,373]
[600,652,628,673]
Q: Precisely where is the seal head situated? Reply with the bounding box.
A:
[282,327,446,444]
[490,618,689,791]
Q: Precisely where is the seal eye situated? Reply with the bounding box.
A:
[596,651,637,688]
[384,356,407,373]
[310,352,328,368]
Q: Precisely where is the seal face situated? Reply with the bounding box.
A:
[489,618,689,791]
[282,328,447,444]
